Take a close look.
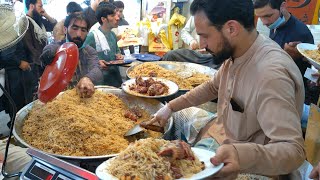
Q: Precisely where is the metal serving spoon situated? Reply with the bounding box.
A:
[124,123,164,136]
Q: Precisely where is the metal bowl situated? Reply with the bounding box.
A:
[126,61,217,91]
[13,87,173,161]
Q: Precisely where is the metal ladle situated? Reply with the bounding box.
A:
[124,122,164,136]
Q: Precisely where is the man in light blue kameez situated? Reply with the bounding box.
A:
[84,2,123,87]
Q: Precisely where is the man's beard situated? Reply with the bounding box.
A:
[67,33,84,48]
[207,35,234,65]
[32,9,43,27]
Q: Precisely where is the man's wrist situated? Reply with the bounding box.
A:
[81,76,91,81]
[166,103,174,112]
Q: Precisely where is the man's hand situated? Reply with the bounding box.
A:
[99,60,108,70]
[115,54,124,60]
[197,48,209,54]
[208,144,240,180]
[312,72,320,86]
[189,40,199,50]
[76,77,95,98]
[40,9,47,17]
[141,104,172,127]
[41,9,57,24]
[309,162,320,180]
[19,61,31,71]
[284,41,302,60]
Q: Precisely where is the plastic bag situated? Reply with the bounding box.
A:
[168,7,186,50]
[148,29,171,52]
[137,19,151,46]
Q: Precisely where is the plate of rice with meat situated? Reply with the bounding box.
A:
[96,138,224,180]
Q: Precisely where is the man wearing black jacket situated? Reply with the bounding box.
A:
[0,41,34,126]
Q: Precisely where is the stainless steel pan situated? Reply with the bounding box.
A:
[13,87,173,160]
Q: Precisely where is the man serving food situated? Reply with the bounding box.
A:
[144,0,305,179]
[40,13,103,98]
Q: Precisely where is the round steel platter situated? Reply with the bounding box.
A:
[13,86,173,161]
[126,61,217,91]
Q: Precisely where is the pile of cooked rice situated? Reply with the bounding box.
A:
[304,49,320,63]
[107,138,204,179]
[128,62,211,90]
[22,89,160,156]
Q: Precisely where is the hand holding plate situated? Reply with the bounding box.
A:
[209,144,240,179]
[284,41,302,60]
[309,161,320,179]
[99,60,108,70]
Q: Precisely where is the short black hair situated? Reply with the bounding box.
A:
[113,1,124,9]
[190,0,255,31]
[253,0,284,10]
[66,2,83,14]
[25,0,37,10]
[64,13,90,31]
[95,2,117,25]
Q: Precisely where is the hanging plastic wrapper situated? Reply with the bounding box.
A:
[137,19,151,46]
[168,7,186,50]
[148,27,171,52]
[171,107,217,144]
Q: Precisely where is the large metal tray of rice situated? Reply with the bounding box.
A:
[126,61,217,91]
[13,86,173,160]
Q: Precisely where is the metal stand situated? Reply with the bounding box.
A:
[0,83,20,178]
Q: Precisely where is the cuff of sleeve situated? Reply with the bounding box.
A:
[168,98,182,112]
[233,143,257,171]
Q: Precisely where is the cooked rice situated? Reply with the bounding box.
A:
[304,49,320,63]
[128,62,211,89]
[22,89,160,156]
[107,138,204,179]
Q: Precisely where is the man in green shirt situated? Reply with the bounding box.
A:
[84,2,123,87]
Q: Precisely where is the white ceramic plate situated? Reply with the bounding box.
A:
[297,43,320,70]
[121,77,179,98]
[95,147,224,180]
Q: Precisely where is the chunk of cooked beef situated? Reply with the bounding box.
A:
[157,140,195,161]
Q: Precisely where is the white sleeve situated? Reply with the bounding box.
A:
[181,16,196,45]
